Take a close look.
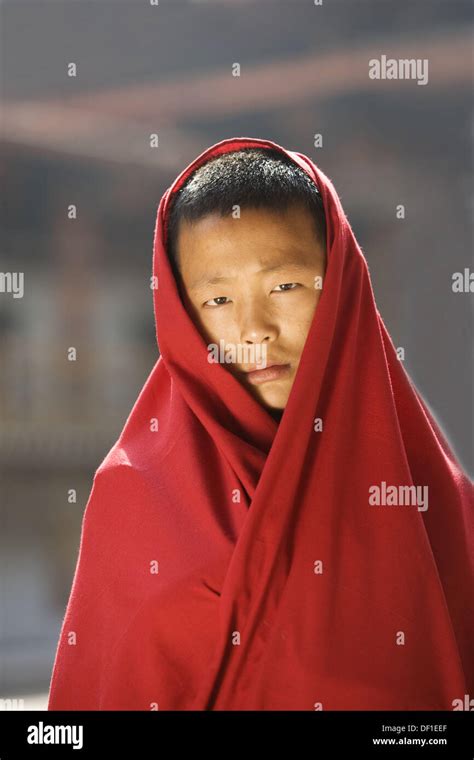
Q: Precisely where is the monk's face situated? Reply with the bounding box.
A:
[175,203,326,413]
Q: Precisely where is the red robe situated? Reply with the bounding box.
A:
[48,136,474,710]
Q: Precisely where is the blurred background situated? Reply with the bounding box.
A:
[0,0,472,709]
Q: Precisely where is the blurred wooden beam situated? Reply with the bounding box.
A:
[1,29,471,167]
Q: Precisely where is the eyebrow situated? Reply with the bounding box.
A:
[189,261,315,291]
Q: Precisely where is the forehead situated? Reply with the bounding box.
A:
[175,204,326,293]
[176,203,323,261]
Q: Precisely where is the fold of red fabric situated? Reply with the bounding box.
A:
[48,136,474,711]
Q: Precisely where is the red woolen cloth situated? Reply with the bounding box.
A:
[48,137,474,710]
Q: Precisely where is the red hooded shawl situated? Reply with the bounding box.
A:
[48,136,473,711]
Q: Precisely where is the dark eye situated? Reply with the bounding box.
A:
[272,283,300,292]
[204,296,230,307]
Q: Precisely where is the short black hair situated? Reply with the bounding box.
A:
[166,147,326,276]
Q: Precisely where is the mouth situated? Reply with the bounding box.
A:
[242,363,291,385]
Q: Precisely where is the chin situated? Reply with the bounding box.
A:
[258,392,289,410]
[243,377,291,411]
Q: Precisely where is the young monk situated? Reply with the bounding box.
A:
[167,147,327,424]
[48,136,473,711]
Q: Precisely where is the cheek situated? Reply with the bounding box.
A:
[196,309,235,345]
[282,289,321,337]
[181,296,218,345]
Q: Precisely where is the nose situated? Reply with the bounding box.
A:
[237,300,279,345]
